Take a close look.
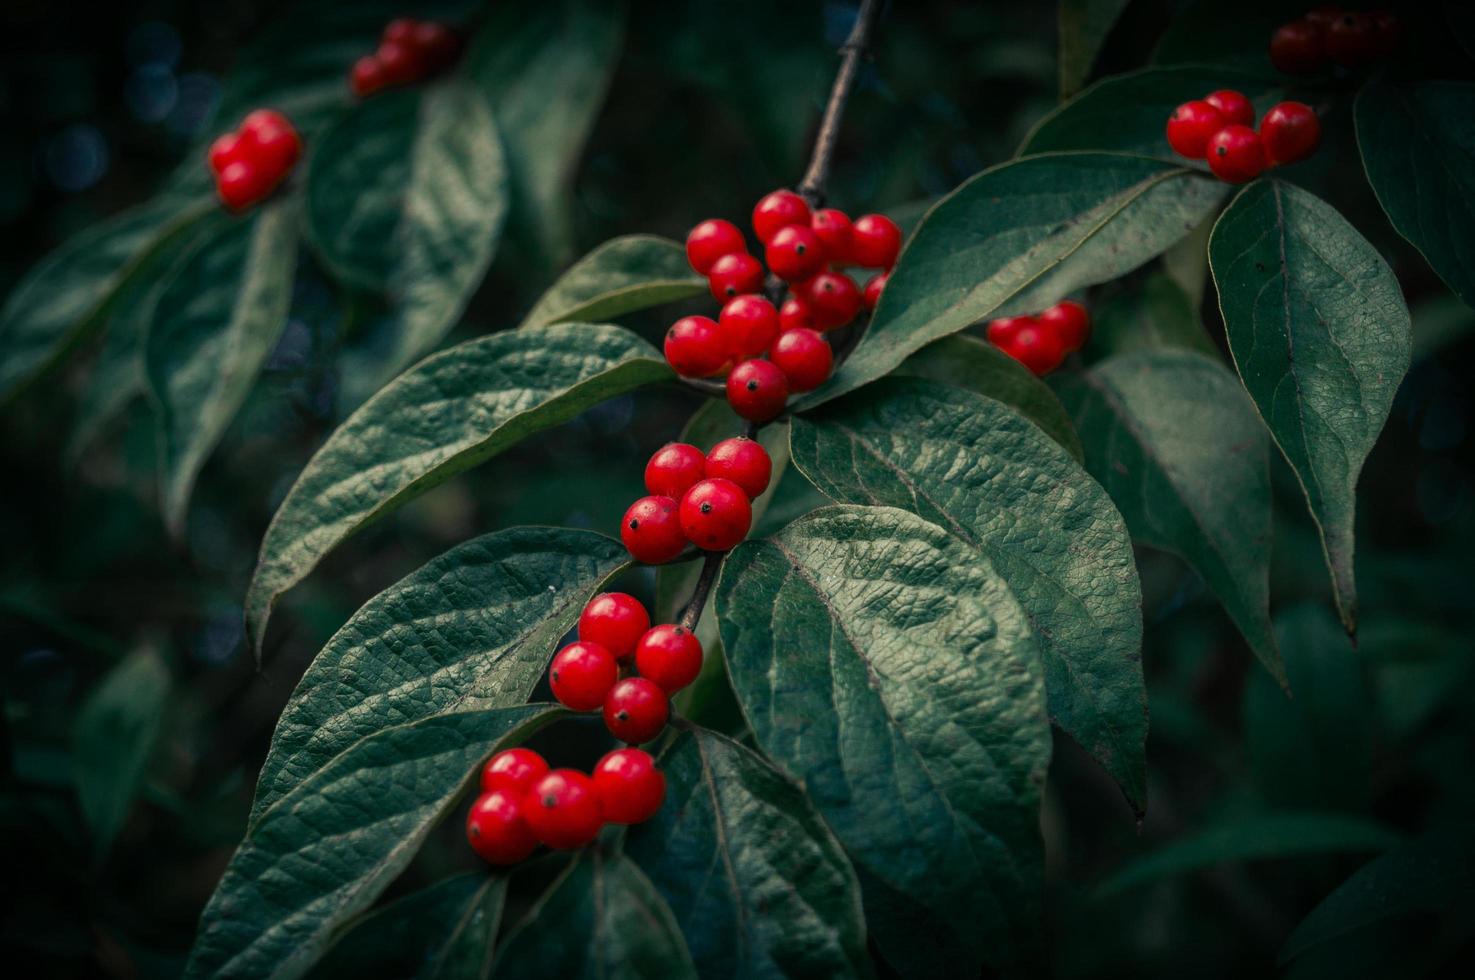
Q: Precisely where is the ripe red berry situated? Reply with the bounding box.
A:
[377,40,423,86]
[679,478,753,551]
[216,161,272,211]
[770,328,833,392]
[621,495,686,564]
[849,214,902,269]
[602,677,670,744]
[779,295,818,332]
[1004,324,1068,376]
[704,437,772,499]
[208,132,243,174]
[240,109,301,176]
[664,315,728,377]
[593,748,666,824]
[752,189,811,245]
[803,271,863,330]
[414,22,461,71]
[1039,301,1091,353]
[1260,101,1321,167]
[578,592,650,663]
[1205,90,1255,127]
[708,252,765,302]
[466,790,538,865]
[350,55,387,97]
[766,224,828,282]
[986,315,1035,348]
[382,17,419,46]
[1207,125,1266,184]
[522,770,603,849]
[481,748,549,796]
[635,625,704,694]
[686,219,747,276]
[1166,100,1226,159]
[1270,20,1325,75]
[718,294,780,359]
[548,640,618,711]
[810,208,854,263]
[1327,12,1376,67]
[863,272,888,310]
[645,442,706,498]
[725,359,790,422]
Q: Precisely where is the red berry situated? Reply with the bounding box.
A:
[718,294,780,359]
[645,443,706,498]
[635,625,704,694]
[240,109,301,176]
[810,208,854,263]
[1039,301,1091,353]
[1004,324,1067,376]
[725,359,789,423]
[664,315,729,377]
[1206,125,1266,184]
[621,496,686,564]
[522,770,603,849]
[1166,100,1226,159]
[1260,101,1321,167]
[849,214,901,269]
[602,677,670,744]
[766,224,828,282]
[1205,89,1255,127]
[208,132,243,174]
[350,55,387,98]
[770,328,833,392]
[685,219,747,276]
[216,161,272,211]
[779,295,818,332]
[803,271,863,330]
[466,790,538,865]
[1325,12,1375,67]
[548,640,618,711]
[377,40,423,86]
[1270,20,1326,75]
[382,17,419,46]
[593,748,666,824]
[862,272,888,310]
[704,437,772,499]
[986,316,1036,348]
[752,189,811,245]
[481,748,549,796]
[578,592,651,663]
[708,253,765,302]
[414,22,461,71]
[679,478,753,551]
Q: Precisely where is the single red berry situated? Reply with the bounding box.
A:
[522,769,603,849]
[708,252,765,302]
[481,747,549,796]
[779,295,818,332]
[685,219,747,275]
[1205,89,1255,127]
[849,213,901,269]
[770,328,833,392]
[602,677,670,744]
[593,748,666,824]
[704,437,772,499]
[803,271,863,330]
[621,495,686,564]
[466,790,538,865]
[1270,20,1326,75]
[216,161,272,211]
[664,315,729,377]
[1207,125,1266,184]
[645,442,707,498]
[548,640,618,712]
[1165,100,1226,159]
[752,189,811,245]
[810,208,854,263]
[414,22,461,71]
[350,55,387,98]
[1325,12,1375,67]
[1039,301,1091,353]
[377,39,423,86]
[718,294,780,359]
[725,359,789,423]
[862,272,888,310]
[679,478,753,551]
[207,132,243,174]
[578,592,651,663]
[240,109,301,176]
[635,625,704,694]
[766,224,828,282]
[986,315,1036,349]
[1004,324,1068,376]
[1260,101,1322,167]
[382,17,419,46]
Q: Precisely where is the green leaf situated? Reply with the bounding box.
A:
[1057,0,1131,97]
[1151,0,1289,71]
[895,333,1084,461]
[146,201,299,539]
[716,505,1050,977]
[490,850,696,980]
[789,378,1145,811]
[1056,351,1283,683]
[244,322,670,659]
[519,235,706,330]
[306,82,509,386]
[1209,180,1412,634]
[250,526,627,823]
[1086,271,1216,358]
[625,727,873,980]
[186,705,555,980]
[806,153,1227,408]
[1356,77,1475,309]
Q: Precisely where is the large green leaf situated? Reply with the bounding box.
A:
[1057,0,1131,97]
[1210,181,1411,634]
[519,235,706,330]
[1087,270,1216,358]
[147,200,299,539]
[805,153,1226,408]
[625,727,872,980]
[790,378,1145,810]
[1356,77,1475,309]
[244,322,670,659]
[186,705,556,980]
[716,505,1050,977]
[1056,351,1283,683]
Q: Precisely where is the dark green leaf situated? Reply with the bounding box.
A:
[1087,271,1216,358]
[1057,0,1131,97]
[1151,0,1290,70]
[519,235,706,330]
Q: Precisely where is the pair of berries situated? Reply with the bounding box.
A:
[349,18,462,98]
[621,437,771,563]
[986,300,1091,376]
[207,110,301,211]
[466,745,666,864]
[1167,90,1320,184]
[1270,7,1401,75]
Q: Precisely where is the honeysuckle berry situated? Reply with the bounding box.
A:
[350,55,388,97]
[602,677,670,744]
[986,315,1035,348]
[863,272,888,310]
[726,359,789,423]
[1040,300,1091,353]
[685,219,747,275]
[207,132,243,173]
[382,17,418,45]
[593,748,666,824]
[752,189,811,245]
[241,109,302,177]
[718,294,780,359]
[621,495,685,564]
[522,769,604,849]
[1166,100,1225,159]
[708,252,765,302]
[414,22,461,71]
[771,327,833,392]
[810,208,854,262]
[779,295,818,332]
[1005,323,1067,376]
[635,625,704,694]
[578,592,650,663]
[549,640,618,711]
[766,224,828,282]
[849,213,901,269]
[680,478,753,551]
[645,442,707,499]
[664,315,728,377]
[1205,89,1255,128]
[466,790,538,865]
[1270,20,1325,74]
[1206,125,1266,184]
[1260,101,1321,167]
[704,437,772,499]
[216,161,272,212]
[1325,11,1374,67]
[481,747,550,796]
[377,40,423,85]
[803,270,863,330]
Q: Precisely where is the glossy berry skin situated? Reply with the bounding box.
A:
[208,132,243,173]
[578,592,651,663]
[1205,89,1255,127]
[522,770,603,850]
[216,161,272,211]
[810,208,854,262]
[766,224,828,282]
[377,40,423,86]
[350,55,387,97]
[1004,325,1067,376]
[603,677,670,744]
[779,295,818,332]
[621,496,686,564]
[1260,102,1321,167]
[645,442,706,498]
[1039,301,1091,353]
[686,219,747,275]
[719,295,780,359]
[863,272,888,310]
[680,478,752,551]
[705,437,772,499]
[635,625,704,694]
[548,641,618,711]
[1270,20,1325,75]
[849,214,902,269]
[1166,100,1225,159]
[241,109,301,176]
[1206,125,1266,184]
[1325,12,1374,67]
[986,315,1035,349]
[803,271,863,330]
[770,328,833,392]
[752,189,811,245]
[664,316,728,377]
[481,748,549,796]
[726,359,790,423]
[708,252,765,302]
[593,748,666,824]
[466,790,538,865]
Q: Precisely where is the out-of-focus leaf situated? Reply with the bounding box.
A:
[1152,0,1291,70]
[519,235,705,330]
[1057,0,1132,97]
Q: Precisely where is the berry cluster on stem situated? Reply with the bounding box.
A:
[207,110,301,211]
[1270,6,1401,75]
[986,300,1092,376]
[350,17,462,98]
[1167,88,1321,183]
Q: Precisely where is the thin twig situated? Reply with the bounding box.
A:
[679,552,724,632]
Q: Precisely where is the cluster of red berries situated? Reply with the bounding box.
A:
[620,436,772,564]
[1270,7,1401,74]
[350,18,462,98]
[207,110,302,211]
[1167,89,1320,184]
[671,191,903,422]
[985,301,1091,376]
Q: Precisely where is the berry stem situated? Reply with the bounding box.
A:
[796,0,883,209]
[679,551,724,632]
